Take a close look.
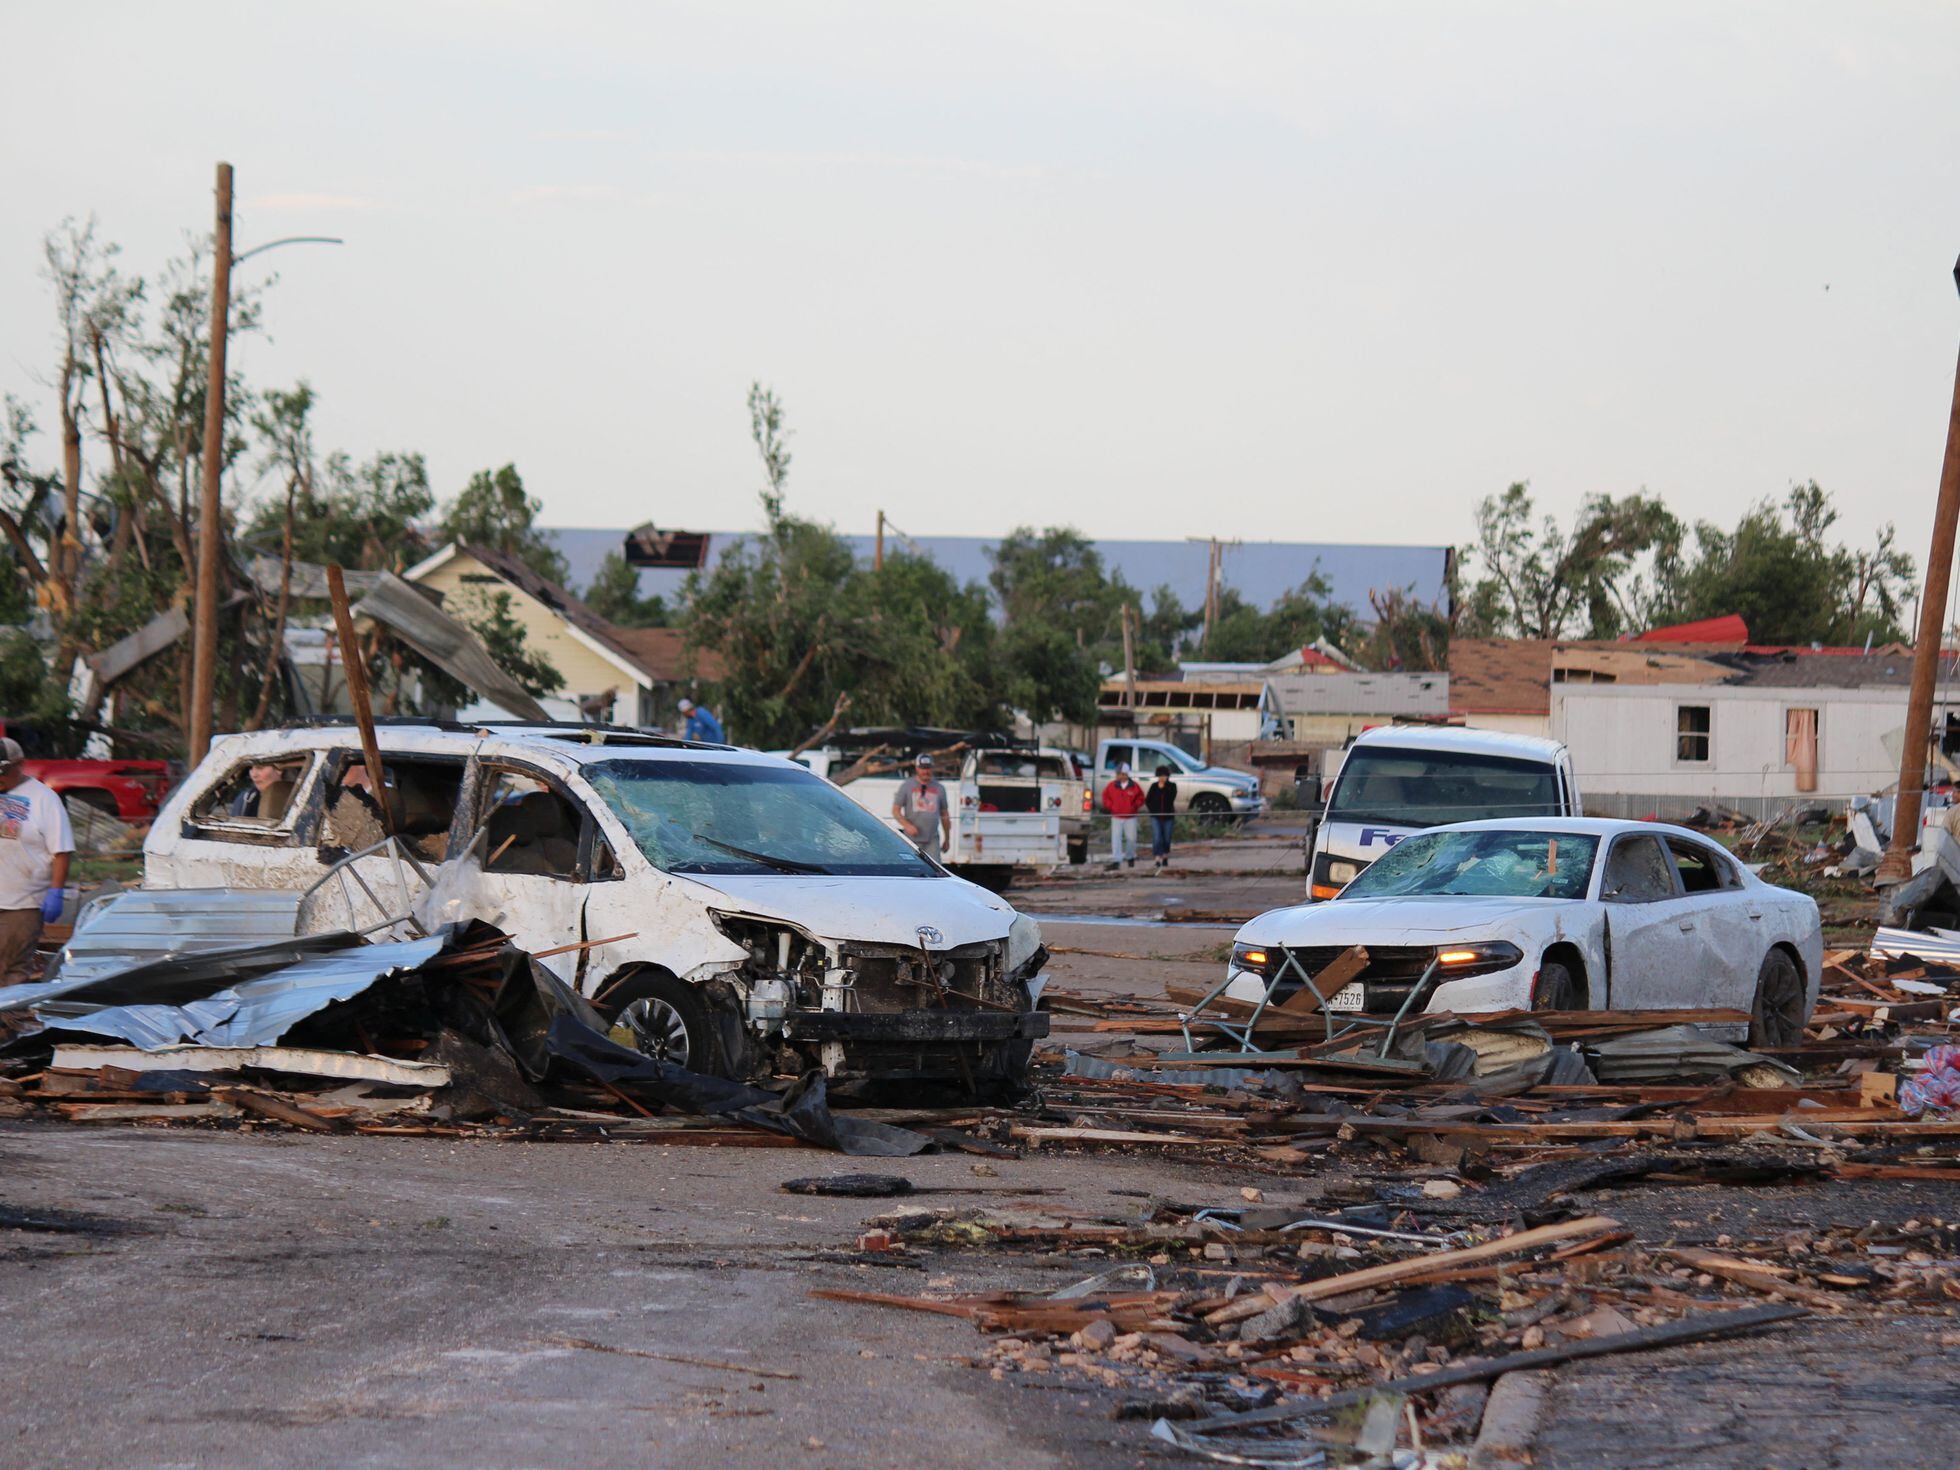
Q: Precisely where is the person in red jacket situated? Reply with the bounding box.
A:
[1101,762,1147,868]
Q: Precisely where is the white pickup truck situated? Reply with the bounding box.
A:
[1091,737,1265,819]
[792,742,1088,889]
[1307,726,1584,900]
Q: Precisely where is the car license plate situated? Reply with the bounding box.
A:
[1323,985,1365,1013]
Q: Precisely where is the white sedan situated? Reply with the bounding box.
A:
[1226,818,1821,1046]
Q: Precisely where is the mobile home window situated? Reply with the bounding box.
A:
[1676,705,1711,763]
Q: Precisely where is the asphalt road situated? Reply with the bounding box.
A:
[7,824,1956,1468]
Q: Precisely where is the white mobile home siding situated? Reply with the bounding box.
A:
[1552,682,1944,819]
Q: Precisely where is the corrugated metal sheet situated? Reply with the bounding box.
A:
[38,890,304,993]
[1268,672,1449,717]
[32,932,449,1050]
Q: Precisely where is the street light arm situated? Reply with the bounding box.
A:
[232,235,344,266]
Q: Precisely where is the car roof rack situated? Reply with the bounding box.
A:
[272,715,730,751]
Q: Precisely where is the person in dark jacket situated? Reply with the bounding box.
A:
[1145,764,1179,869]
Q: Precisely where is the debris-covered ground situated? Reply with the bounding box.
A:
[5,816,1960,1467]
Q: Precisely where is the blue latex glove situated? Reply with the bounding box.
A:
[39,889,64,924]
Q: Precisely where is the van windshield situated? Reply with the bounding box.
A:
[585,759,939,878]
[1340,829,1598,901]
[1328,746,1561,828]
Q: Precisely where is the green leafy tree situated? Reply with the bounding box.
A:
[1462,483,1681,639]
[986,526,1131,722]
[683,385,1006,744]
[1202,572,1362,663]
[436,463,568,584]
[584,549,670,627]
[1660,482,1914,644]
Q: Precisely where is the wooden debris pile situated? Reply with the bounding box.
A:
[816,1195,1960,1458]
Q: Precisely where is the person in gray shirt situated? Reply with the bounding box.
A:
[892,753,951,862]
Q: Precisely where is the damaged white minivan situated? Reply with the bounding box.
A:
[144,723,1049,1091]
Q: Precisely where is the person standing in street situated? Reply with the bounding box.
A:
[677,698,725,743]
[1145,763,1179,869]
[892,753,951,863]
[0,737,75,985]
[1101,762,1146,869]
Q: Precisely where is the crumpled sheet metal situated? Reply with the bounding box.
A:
[1585,1024,1799,1085]
[29,934,449,1050]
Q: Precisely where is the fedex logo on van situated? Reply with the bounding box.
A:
[1358,827,1408,849]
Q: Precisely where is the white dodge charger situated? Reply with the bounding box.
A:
[1226,818,1822,1046]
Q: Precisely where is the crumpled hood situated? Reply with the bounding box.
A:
[1239,895,1567,945]
[683,873,1017,950]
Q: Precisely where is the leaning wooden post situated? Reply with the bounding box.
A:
[325,564,392,836]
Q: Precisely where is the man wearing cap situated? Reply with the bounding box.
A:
[0,737,74,984]
[1101,762,1147,869]
[677,698,724,744]
[892,753,951,864]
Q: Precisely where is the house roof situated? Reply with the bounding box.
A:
[1448,638,1560,715]
[1720,650,1929,688]
[407,542,722,687]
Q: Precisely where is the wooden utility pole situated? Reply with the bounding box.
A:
[188,161,234,765]
[1188,536,1235,654]
[1880,254,1960,883]
[1120,602,1138,717]
[325,565,392,837]
[875,510,885,571]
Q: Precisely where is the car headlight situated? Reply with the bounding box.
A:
[1231,942,1279,976]
[1326,858,1360,886]
[1432,941,1523,977]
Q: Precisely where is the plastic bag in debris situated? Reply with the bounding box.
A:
[1901,1045,1960,1118]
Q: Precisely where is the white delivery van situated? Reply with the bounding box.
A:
[1306,727,1582,900]
[792,741,1086,888]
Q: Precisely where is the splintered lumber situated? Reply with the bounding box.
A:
[1207,1216,1622,1325]
[1659,1248,1852,1309]
[1010,1125,1217,1147]
[1271,945,1369,1018]
[1185,1303,1806,1435]
[213,1087,348,1133]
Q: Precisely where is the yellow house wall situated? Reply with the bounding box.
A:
[411,552,644,722]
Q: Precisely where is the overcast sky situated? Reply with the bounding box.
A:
[5,1,1959,585]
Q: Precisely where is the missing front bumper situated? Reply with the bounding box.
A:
[783,1010,1050,1044]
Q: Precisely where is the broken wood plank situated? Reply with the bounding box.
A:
[1009,1125,1217,1147]
[214,1088,348,1133]
[1207,1216,1623,1325]
[1185,1304,1806,1435]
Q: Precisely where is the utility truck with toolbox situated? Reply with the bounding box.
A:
[789,729,1089,887]
[1305,726,1583,900]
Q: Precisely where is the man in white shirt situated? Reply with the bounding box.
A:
[0,737,75,983]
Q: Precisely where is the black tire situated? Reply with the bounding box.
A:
[601,971,726,1076]
[1749,948,1806,1049]
[1533,958,1579,1011]
[1190,792,1232,816]
[1067,835,1089,866]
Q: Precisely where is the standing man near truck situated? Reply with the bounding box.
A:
[0,737,74,984]
[1101,762,1146,869]
[893,753,951,863]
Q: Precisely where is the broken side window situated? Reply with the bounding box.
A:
[480,769,585,879]
[1666,837,1736,894]
[189,753,315,838]
[1603,835,1677,902]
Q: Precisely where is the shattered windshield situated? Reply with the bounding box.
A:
[585,759,939,878]
[1328,746,1561,827]
[1337,829,1597,901]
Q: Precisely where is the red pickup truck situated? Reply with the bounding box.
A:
[0,720,176,824]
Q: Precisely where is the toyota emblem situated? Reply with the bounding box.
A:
[916,925,945,947]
